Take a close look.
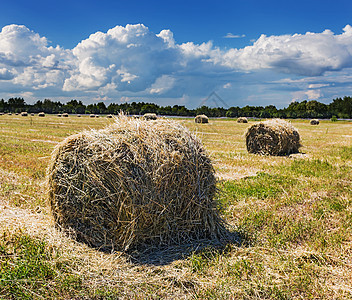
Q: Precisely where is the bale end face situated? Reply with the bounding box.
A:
[246,119,301,156]
[47,117,227,251]
[142,113,157,120]
[310,119,320,125]
[195,115,209,123]
[237,117,248,123]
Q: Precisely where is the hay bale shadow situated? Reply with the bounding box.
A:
[121,230,240,266]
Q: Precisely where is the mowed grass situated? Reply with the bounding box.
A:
[0,114,351,299]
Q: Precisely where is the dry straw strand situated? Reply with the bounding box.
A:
[47,116,228,251]
[246,119,301,156]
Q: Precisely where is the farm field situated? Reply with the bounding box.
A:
[0,114,351,299]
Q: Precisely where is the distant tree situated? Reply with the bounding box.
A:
[8,97,26,112]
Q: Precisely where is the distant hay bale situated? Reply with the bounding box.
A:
[106,114,113,118]
[38,112,45,117]
[142,113,157,121]
[47,116,227,251]
[7,113,12,116]
[95,115,100,118]
[21,112,28,116]
[310,119,319,125]
[15,113,19,115]
[246,119,301,156]
[237,117,248,123]
[0,112,3,116]
[90,114,95,118]
[57,114,62,117]
[31,113,35,116]
[62,113,69,117]
[77,114,81,117]
[195,115,209,124]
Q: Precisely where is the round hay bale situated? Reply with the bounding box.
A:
[310,119,319,125]
[106,114,113,118]
[90,114,95,118]
[62,113,69,117]
[95,114,100,118]
[15,113,19,115]
[38,112,45,117]
[57,113,62,117]
[31,113,35,116]
[0,112,4,116]
[246,119,301,156]
[47,117,226,251]
[21,112,28,116]
[237,117,248,123]
[8,113,12,116]
[142,113,157,121]
[195,115,209,124]
[77,114,81,117]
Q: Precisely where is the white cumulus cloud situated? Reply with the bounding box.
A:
[214,25,352,76]
[2,23,352,107]
[0,24,73,89]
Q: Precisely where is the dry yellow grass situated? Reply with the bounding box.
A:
[0,115,351,299]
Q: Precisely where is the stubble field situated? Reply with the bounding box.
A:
[0,114,351,299]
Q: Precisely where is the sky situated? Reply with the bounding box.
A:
[1,0,352,108]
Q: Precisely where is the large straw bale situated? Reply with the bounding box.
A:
[62,113,69,117]
[195,115,209,123]
[47,116,227,251]
[142,113,157,120]
[310,119,319,125]
[21,112,28,116]
[246,119,301,156]
[38,112,45,117]
[237,117,248,123]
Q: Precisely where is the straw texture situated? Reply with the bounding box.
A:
[47,116,227,251]
[246,119,301,156]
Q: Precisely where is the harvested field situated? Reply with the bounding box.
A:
[0,115,351,299]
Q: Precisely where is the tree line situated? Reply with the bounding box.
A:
[1,96,352,119]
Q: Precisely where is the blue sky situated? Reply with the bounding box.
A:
[1,0,352,108]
